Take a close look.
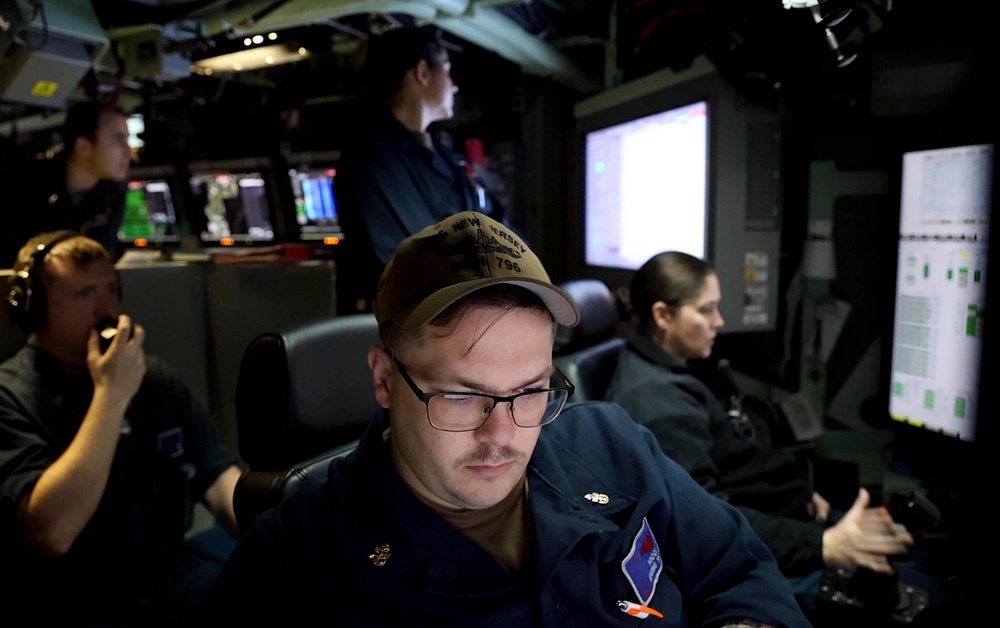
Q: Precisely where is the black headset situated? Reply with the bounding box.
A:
[6,230,84,333]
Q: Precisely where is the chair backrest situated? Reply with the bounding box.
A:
[233,314,380,533]
[235,313,380,471]
[233,441,357,534]
[555,337,626,402]
[551,279,624,401]
[553,279,618,356]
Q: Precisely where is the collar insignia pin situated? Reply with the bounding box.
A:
[584,492,610,505]
[369,543,391,567]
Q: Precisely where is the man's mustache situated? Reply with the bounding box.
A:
[457,445,525,468]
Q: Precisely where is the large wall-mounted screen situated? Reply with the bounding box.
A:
[889,143,993,442]
[584,100,708,270]
[573,69,782,333]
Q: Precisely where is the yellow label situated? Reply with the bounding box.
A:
[31,81,59,97]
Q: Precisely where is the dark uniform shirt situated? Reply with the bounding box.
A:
[203,402,809,627]
[606,336,824,575]
[0,152,126,268]
[334,105,506,313]
[0,345,235,622]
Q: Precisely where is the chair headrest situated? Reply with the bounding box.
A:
[553,279,618,355]
[554,337,625,402]
[236,314,381,471]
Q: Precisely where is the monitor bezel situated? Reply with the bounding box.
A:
[879,135,995,453]
[579,98,710,274]
[572,75,716,294]
[119,164,184,249]
[188,157,282,247]
[285,150,344,243]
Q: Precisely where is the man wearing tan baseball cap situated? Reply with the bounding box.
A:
[205,211,808,627]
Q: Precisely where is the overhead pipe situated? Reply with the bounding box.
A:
[229,1,438,34]
[194,0,597,92]
[435,3,598,92]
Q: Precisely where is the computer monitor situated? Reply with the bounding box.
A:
[888,143,993,443]
[119,165,181,248]
[286,151,343,243]
[188,159,277,246]
[584,100,708,270]
[573,69,782,333]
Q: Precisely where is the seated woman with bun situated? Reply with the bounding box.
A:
[605,250,914,614]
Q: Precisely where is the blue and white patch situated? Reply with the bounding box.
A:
[621,517,662,605]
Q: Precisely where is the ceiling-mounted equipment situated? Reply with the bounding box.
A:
[782,0,858,68]
[0,0,110,108]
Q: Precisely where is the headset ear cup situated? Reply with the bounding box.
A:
[5,272,32,332]
[7,230,77,334]
[5,277,22,325]
[7,271,44,333]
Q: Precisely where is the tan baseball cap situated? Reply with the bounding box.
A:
[374,211,580,330]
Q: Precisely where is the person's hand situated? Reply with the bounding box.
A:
[87,314,146,407]
[809,492,831,522]
[822,488,913,574]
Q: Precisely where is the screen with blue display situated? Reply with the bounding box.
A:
[288,166,342,241]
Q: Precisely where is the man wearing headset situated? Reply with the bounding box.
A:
[0,231,242,625]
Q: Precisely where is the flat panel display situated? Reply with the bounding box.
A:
[899,143,992,240]
[288,165,342,241]
[584,99,708,270]
[573,69,782,334]
[119,168,181,246]
[189,169,276,245]
[889,143,993,442]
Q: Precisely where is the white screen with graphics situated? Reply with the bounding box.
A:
[889,143,993,442]
[584,100,708,270]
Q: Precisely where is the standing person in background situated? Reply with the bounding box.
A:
[0,101,132,268]
[605,250,917,617]
[335,26,512,314]
[0,232,242,626]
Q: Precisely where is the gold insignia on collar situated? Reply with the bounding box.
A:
[584,492,610,505]
[369,543,391,567]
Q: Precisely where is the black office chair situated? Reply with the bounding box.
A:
[553,279,619,356]
[552,279,626,402]
[232,314,381,534]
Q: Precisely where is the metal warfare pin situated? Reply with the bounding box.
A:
[584,492,610,505]
[369,543,391,567]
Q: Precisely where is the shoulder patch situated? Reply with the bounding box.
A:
[621,517,663,605]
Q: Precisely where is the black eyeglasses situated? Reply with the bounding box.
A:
[389,354,575,432]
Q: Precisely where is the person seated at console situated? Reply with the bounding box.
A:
[0,231,243,626]
[605,250,915,616]
[202,212,809,627]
